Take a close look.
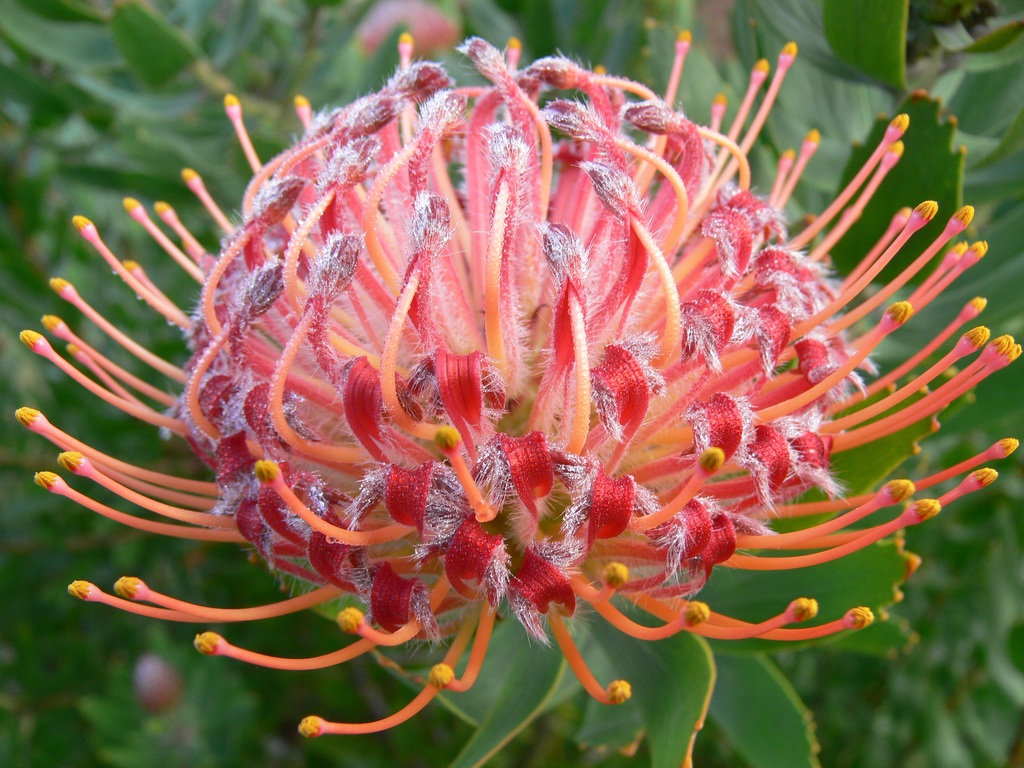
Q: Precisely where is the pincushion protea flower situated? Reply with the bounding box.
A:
[18,33,1019,744]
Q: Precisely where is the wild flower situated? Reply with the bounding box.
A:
[19,33,1018,741]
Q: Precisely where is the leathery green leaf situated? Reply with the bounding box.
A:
[443,619,571,768]
[589,617,715,768]
[109,0,199,87]
[823,0,907,89]
[710,654,820,768]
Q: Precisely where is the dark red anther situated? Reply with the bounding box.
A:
[591,344,650,437]
[435,349,485,441]
[587,470,635,543]
[794,338,832,384]
[243,382,278,447]
[647,497,712,562]
[307,509,355,588]
[258,482,306,546]
[725,189,781,234]
[198,373,237,428]
[254,176,306,229]
[214,431,256,485]
[343,358,387,462]
[444,516,506,601]
[678,498,713,560]
[513,548,576,616]
[699,513,736,575]
[701,207,753,278]
[680,290,736,363]
[235,492,268,553]
[243,233,265,270]
[384,463,433,530]
[749,425,791,493]
[791,432,832,473]
[594,226,648,328]
[693,393,745,460]
[497,431,554,518]
[755,247,801,285]
[754,305,792,371]
[370,563,419,632]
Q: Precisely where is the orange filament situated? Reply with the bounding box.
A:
[808,143,902,263]
[154,200,208,263]
[549,611,628,705]
[63,453,233,528]
[259,463,413,546]
[566,290,591,454]
[828,213,970,334]
[732,45,797,165]
[632,216,681,367]
[267,310,368,465]
[823,333,981,433]
[435,428,496,522]
[663,31,691,107]
[38,473,244,542]
[203,633,377,671]
[769,149,796,206]
[631,456,720,532]
[19,409,217,496]
[756,308,906,423]
[66,343,141,404]
[50,278,185,382]
[200,230,251,337]
[71,581,204,622]
[303,609,476,735]
[484,180,512,380]
[724,504,934,570]
[788,115,909,250]
[124,198,205,282]
[182,168,235,233]
[362,142,417,292]
[380,269,438,442]
[184,328,227,440]
[126,579,342,621]
[791,208,930,339]
[737,485,904,549]
[45,317,177,407]
[224,94,262,172]
[282,189,334,313]
[73,217,191,329]
[25,333,186,435]
[446,608,496,692]
[775,130,820,208]
[613,136,689,255]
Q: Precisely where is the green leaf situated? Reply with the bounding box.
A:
[710,654,820,768]
[962,19,1024,53]
[17,0,104,22]
[971,106,1024,168]
[1007,622,1024,675]
[700,540,911,653]
[109,0,199,87]
[589,618,715,768]
[575,692,645,756]
[829,94,965,284]
[823,0,907,89]
[443,621,571,768]
[0,0,120,68]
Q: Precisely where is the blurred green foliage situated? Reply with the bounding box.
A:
[1,0,1022,766]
